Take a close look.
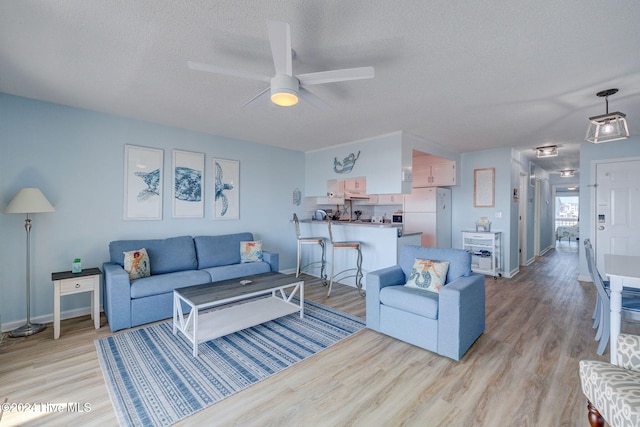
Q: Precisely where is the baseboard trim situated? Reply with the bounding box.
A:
[1,306,100,333]
[577,274,592,283]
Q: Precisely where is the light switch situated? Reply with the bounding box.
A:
[494,212,502,218]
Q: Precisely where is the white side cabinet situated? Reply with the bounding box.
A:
[462,231,502,279]
[52,267,102,339]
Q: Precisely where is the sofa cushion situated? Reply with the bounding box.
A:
[123,248,150,280]
[110,236,197,275]
[405,258,449,293]
[194,233,254,269]
[380,285,439,319]
[130,269,212,299]
[201,261,271,283]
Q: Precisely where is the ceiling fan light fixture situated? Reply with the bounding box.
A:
[270,75,299,107]
[585,88,630,143]
[536,145,558,158]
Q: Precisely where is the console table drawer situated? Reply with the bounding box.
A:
[59,276,98,294]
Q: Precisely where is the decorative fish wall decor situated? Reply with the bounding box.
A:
[134,169,160,201]
[174,167,202,202]
[333,151,360,174]
[215,161,234,216]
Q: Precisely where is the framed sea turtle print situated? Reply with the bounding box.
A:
[213,158,239,220]
[172,150,204,218]
[123,145,163,220]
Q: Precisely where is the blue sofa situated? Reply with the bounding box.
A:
[366,245,485,361]
[102,233,279,332]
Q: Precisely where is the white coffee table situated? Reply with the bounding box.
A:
[173,272,304,356]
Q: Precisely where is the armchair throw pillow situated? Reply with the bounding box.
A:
[123,248,151,280]
[405,258,449,293]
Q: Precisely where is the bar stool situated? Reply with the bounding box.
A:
[293,213,327,284]
[326,216,364,297]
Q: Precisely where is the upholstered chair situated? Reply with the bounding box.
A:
[366,245,485,361]
[579,334,640,427]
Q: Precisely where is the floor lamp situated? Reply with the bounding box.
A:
[4,188,55,337]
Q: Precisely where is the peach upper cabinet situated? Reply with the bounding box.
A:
[412,152,456,188]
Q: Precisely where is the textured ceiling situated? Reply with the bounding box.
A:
[2,0,639,175]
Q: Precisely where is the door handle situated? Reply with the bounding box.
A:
[598,226,605,230]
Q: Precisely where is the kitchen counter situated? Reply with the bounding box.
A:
[302,219,399,227]
[297,220,421,291]
[301,219,421,236]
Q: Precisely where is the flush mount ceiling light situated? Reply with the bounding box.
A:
[536,145,558,158]
[585,88,630,143]
[560,169,575,177]
[270,74,299,107]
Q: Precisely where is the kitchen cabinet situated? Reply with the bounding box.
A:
[327,177,366,196]
[462,231,502,279]
[412,157,456,187]
[343,177,366,194]
[376,194,404,205]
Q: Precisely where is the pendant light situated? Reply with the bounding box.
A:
[585,88,630,143]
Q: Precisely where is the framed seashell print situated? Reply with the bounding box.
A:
[124,145,163,220]
[213,158,239,220]
[172,150,204,218]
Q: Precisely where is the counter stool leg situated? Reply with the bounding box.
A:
[355,246,364,296]
[296,240,302,278]
[320,240,327,285]
[328,246,336,296]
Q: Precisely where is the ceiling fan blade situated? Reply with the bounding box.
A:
[299,87,331,111]
[267,20,292,76]
[241,87,271,109]
[297,66,374,86]
[187,61,271,82]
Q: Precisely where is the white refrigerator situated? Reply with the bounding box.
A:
[403,187,452,248]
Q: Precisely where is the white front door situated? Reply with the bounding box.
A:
[595,159,640,272]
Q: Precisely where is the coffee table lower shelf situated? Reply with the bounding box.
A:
[173,275,304,357]
[188,298,300,348]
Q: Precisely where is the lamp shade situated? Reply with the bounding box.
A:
[4,188,55,214]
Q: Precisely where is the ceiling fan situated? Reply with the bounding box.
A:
[188,20,374,109]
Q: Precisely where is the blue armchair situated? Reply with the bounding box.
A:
[366,245,485,361]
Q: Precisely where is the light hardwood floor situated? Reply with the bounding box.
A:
[1,246,635,426]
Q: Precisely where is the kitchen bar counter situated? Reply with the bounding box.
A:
[301,219,422,236]
[298,220,421,291]
[301,219,401,228]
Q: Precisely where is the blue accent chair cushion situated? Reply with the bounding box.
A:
[366,245,485,361]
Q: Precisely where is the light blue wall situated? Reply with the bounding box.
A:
[452,148,515,276]
[0,93,305,328]
[578,137,640,279]
[305,132,404,196]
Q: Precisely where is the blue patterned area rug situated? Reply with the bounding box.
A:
[95,300,365,427]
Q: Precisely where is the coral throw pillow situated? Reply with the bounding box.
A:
[240,241,263,263]
[404,258,449,293]
[123,248,151,280]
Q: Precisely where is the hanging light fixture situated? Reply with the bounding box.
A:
[536,145,558,158]
[560,170,575,178]
[585,88,629,143]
